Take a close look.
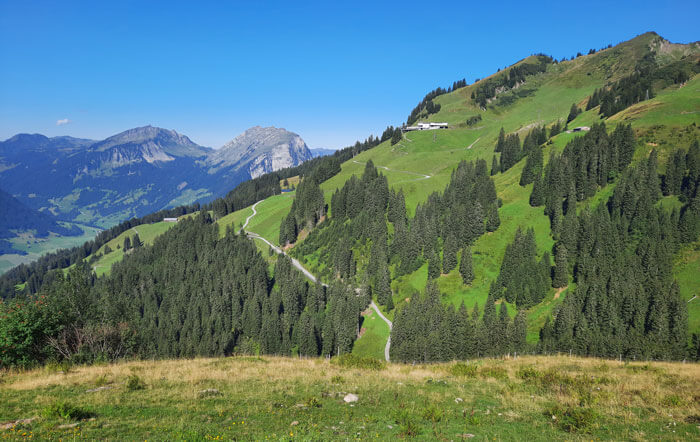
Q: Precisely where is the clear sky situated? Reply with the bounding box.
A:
[0,0,697,149]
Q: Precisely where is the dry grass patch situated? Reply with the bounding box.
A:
[1,355,699,440]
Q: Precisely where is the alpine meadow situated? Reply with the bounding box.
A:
[1,6,699,439]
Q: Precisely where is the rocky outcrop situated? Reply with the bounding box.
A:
[207,126,313,177]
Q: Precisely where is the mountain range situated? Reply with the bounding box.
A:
[0,125,313,230]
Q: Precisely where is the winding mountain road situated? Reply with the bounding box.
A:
[240,199,393,361]
[370,300,393,362]
[238,200,262,233]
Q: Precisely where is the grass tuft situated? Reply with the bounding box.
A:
[546,404,598,433]
[448,362,479,378]
[42,401,93,421]
[331,354,386,371]
[125,374,146,391]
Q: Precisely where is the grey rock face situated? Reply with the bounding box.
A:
[208,126,313,177]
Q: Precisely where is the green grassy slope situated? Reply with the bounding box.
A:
[1,355,699,440]
[90,222,178,277]
[674,240,700,334]
[352,307,391,360]
[217,206,253,238]
[244,193,296,246]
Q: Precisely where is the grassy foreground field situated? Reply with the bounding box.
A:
[1,356,698,440]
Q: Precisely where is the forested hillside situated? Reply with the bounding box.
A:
[1,32,699,369]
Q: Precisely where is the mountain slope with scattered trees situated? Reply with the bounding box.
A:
[1,32,699,370]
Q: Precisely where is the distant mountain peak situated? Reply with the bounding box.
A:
[85,125,210,169]
[207,126,313,177]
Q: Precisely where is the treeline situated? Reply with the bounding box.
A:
[406,78,467,126]
[586,55,699,118]
[529,123,635,216]
[390,282,527,362]
[526,126,700,359]
[491,228,551,308]
[472,55,553,108]
[279,177,326,245]
[292,158,500,312]
[492,125,548,175]
[0,213,367,367]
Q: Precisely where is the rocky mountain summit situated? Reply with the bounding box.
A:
[208,126,313,177]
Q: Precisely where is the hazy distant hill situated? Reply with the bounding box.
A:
[0,188,81,254]
[0,125,313,229]
[310,148,336,158]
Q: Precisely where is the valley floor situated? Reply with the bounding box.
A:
[1,355,698,440]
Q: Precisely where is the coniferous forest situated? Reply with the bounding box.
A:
[0,213,367,367]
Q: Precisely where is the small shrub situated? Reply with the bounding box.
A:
[662,394,683,407]
[330,375,344,384]
[480,366,508,380]
[422,405,443,423]
[126,374,146,391]
[516,366,542,381]
[93,374,109,387]
[546,404,598,433]
[43,401,92,421]
[332,354,385,371]
[463,408,480,426]
[304,396,321,408]
[685,415,700,424]
[449,362,478,378]
[45,360,72,375]
[394,410,421,437]
[593,363,610,372]
[235,337,261,356]
[466,114,482,126]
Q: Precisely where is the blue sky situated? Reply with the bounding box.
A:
[0,0,697,149]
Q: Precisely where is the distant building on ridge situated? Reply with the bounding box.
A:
[403,122,448,132]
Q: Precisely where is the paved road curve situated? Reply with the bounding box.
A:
[370,300,393,362]
[241,199,393,361]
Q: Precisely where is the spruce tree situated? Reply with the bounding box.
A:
[679,194,700,243]
[513,310,527,353]
[520,145,543,186]
[566,103,580,123]
[530,175,544,206]
[485,203,500,232]
[297,311,318,356]
[552,242,568,288]
[459,246,474,285]
[495,127,505,153]
[427,248,441,279]
[442,235,458,273]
